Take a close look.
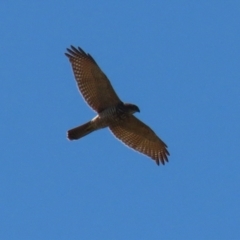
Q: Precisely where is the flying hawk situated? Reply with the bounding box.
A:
[65,46,170,165]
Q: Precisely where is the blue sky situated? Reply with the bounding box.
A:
[1,1,240,239]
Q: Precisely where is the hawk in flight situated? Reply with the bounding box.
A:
[65,46,170,165]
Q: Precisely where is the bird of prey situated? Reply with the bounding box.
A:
[65,46,170,165]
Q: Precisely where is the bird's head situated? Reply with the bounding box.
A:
[124,103,140,114]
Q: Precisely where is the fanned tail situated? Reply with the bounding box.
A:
[67,121,95,140]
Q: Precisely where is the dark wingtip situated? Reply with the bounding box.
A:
[64,46,97,65]
[65,45,86,58]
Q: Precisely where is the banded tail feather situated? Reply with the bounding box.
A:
[68,121,95,140]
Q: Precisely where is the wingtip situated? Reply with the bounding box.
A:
[65,45,92,61]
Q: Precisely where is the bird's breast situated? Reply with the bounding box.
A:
[100,105,127,118]
[93,104,128,127]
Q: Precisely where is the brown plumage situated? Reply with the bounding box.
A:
[65,46,170,165]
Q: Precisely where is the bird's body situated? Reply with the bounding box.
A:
[68,102,139,140]
[65,46,170,165]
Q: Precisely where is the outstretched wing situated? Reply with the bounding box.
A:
[65,46,122,112]
[109,115,169,165]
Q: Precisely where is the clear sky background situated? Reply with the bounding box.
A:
[1,1,240,239]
